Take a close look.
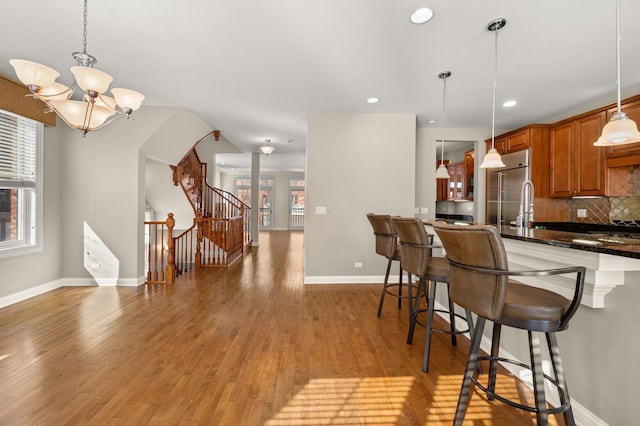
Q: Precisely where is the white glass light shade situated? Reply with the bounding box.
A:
[594,114,640,146]
[112,88,145,111]
[10,59,59,91]
[479,148,505,168]
[435,163,450,179]
[260,145,275,155]
[38,82,71,101]
[49,99,116,130]
[92,94,117,110]
[70,66,113,94]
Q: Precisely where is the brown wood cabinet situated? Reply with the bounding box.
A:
[606,98,640,167]
[550,112,606,197]
[464,149,474,199]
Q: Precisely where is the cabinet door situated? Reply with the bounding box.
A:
[464,150,474,198]
[550,122,574,197]
[575,112,606,195]
[507,130,529,152]
[606,99,640,166]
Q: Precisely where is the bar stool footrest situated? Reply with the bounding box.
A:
[472,355,571,415]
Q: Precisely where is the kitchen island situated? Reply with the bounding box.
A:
[424,220,640,308]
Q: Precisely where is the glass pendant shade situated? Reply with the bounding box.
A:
[479,148,505,168]
[112,88,145,111]
[10,59,59,91]
[49,99,116,130]
[39,82,72,101]
[260,145,275,155]
[70,66,113,94]
[435,163,450,179]
[594,114,640,146]
[93,94,117,110]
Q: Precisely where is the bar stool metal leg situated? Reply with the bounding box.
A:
[487,323,502,400]
[422,279,438,372]
[547,332,576,426]
[454,316,486,426]
[376,258,394,317]
[529,330,549,426]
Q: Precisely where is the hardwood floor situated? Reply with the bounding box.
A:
[0,231,560,425]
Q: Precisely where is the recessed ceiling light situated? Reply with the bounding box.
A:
[427,119,438,124]
[503,100,517,107]
[366,97,380,104]
[410,8,434,24]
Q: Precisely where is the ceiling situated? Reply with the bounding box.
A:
[3,1,640,172]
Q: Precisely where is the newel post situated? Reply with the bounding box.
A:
[165,213,176,283]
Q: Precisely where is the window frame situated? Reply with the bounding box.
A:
[0,109,43,259]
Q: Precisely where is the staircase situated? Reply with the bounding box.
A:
[145,131,251,284]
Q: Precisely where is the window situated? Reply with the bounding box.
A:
[289,178,305,230]
[0,109,43,258]
[234,176,274,230]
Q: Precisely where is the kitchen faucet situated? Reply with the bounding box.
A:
[518,180,534,229]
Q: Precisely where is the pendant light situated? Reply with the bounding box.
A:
[594,0,640,146]
[435,71,452,179]
[480,18,507,169]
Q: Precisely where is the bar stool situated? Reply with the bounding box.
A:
[433,223,585,426]
[391,217,472,373]
[366,213,408,317]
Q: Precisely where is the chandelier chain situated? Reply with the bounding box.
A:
[81,0,88,54]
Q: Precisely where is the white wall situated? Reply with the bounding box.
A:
[304,112,416,283]
[61,106,212,285]
[0,124,63,302]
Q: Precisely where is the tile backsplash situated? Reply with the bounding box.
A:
[566,166,640,225]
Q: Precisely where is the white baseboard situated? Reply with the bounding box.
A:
[304,274,397,284]
[0,276,146,309]
[0,279,64,309]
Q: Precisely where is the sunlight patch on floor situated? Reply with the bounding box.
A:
[427,373,559,425]
[265,376,415,425]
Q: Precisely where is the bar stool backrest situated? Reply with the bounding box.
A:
[391,217,431,278]
[434,223,509,321]
[366,213,398,260]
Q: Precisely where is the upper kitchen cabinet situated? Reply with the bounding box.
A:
[550,111,606,197]
[485,125,550,198]
[605,96,640,167]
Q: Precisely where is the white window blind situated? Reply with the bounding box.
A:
[0,110,37,188]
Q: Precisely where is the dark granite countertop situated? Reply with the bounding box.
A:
[424,219,640,259]
[500,226,640,259]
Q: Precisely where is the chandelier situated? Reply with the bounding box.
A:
[260,139,275,155]
[9,0,144,137]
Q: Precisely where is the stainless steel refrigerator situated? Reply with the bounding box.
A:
[486,149,530,227]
